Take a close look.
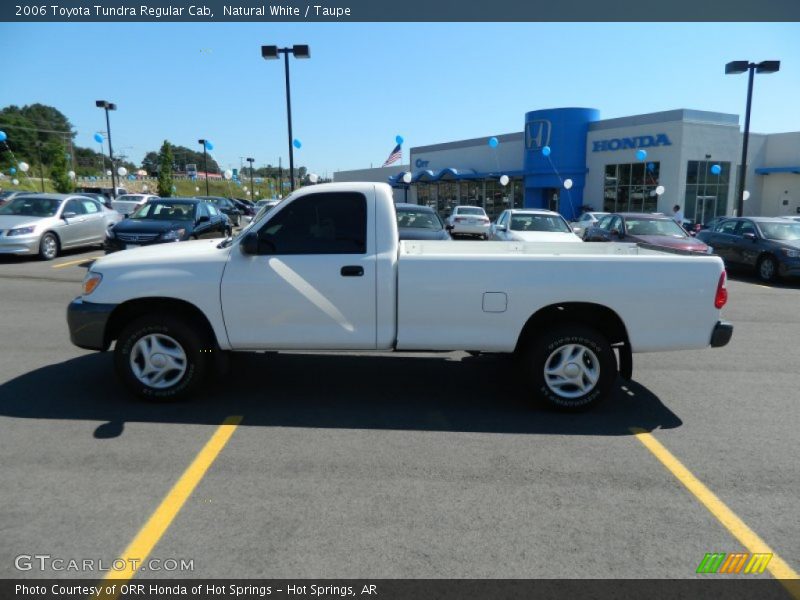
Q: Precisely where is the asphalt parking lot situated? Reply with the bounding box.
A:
[0,248,798,586]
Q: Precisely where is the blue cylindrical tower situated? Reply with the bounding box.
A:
[523,108,600,220]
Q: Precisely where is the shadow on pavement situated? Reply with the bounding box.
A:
[0,351,681,439]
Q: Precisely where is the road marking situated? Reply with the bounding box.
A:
[630,427,799,595]
[103,415,243,585]
[51,255,102,269]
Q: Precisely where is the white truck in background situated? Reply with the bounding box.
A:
[67,182,732,411]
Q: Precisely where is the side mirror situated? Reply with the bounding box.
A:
[197,215,210,223]
[572,227,581,234]
[62,211,77,219]
[240,232,260,255]
[743,232,757,241]
[496,224,507,232]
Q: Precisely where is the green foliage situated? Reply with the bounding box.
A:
[157,140,174,197]
[48,139,73,193]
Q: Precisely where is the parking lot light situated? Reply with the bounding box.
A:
[95,100,117,196]
[198,139,210,196]
[246,157,255,200]
[261,44,310,192]
[725,60,780,216]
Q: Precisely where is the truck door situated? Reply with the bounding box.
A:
[221,190,377,350]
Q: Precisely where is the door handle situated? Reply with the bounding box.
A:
[340,265,364,277]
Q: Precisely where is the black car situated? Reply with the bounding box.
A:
[696,217,800,282]
[105,198,231,253]
[395,203,451,240]
[230,197,256,217]
[197,196,244,227]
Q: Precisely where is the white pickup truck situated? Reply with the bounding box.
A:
[67,182,732,410]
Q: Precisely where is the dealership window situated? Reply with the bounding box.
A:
[684,161,730,224]
[603,162,661,213]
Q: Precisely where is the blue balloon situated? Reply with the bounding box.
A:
[395,135,404,145]
[0,130,7,142]
[636,149,647,161]
[293,139,302,149]
[488,137,499,148]
[711,164,722,175]
[94,133,103,144]
[204,140,214,151]
[541,146,551,157]
[647,162,655,172]
[9,167,16,175]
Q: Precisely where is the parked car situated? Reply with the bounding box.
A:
[112,194,159,217]
[395,203,450,240]
[105,198,231,253]
[695,216,730,233]
[0,193,121,260]
[198,196,244,227]
[783,216,800,223]
[0,191,34,206]
[583,213,712,254]
[67,182,732,411]
[491,209,583,243]
[253,199,281,223]
[446,205,491,239]
[77,191,113,209]
[230,197,256,217]
[695,217,800,282]
[570,211,608,236]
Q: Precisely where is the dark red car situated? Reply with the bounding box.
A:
[583,213,712,254]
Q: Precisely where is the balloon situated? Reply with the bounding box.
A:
[541,146,551,157]
[293,139,302,149]
[94,133,104,144]
[195,186,200,192]
[246,191,251,196]
[142,184,149,192]
[171,185,176,192]
[655,185,665,196]
[402,172,412,184]
[9,167,16,175]
[68,170,76,179]
[204,140,214,151]
[223,170,233,180]
[636,149,647,161]
[743,190,750,201]
[117,167,128,177]
[18,162,29,173]
[395,135,404,145]
[647,162,655,172]
[12,178,19,185]
[0,130,6,142]
[563,178,573,190]
[105,170,111,176]
[711,164,721,175]
[308,173,319,183]
[499,175,509,186]
[488,137,499,148]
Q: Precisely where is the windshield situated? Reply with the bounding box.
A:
[510,213,571,233]
[759,222,800,241]
[115,195,144,203]
[625,218,687,237]
[457,207,486,216]
[132,202,195,221]
[0,197,61,217]
[397,209,442,230]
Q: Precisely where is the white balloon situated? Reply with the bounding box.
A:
[106,170,112,176]
[68,170,76,179]
[246,191,251,196]
[142,185,149,192]
[195,186,200,192]
[243,186,248,191]
[117,167,128,177]
[655,185,665,195]
[743,190,751,201]
[18,162,29,173]
[308,173,319,183]
[563,178,573,190]
[223,169,233,180]
[12,178,19,185]
[499,175,509,186]
[402,172,412,184]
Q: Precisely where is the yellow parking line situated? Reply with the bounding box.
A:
[630,428,799,595]
[103,415,243,586]
[51,255,102,269]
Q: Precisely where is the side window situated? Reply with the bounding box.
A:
[609,216,623,232]
[718,220,737,234]
[64,199,86,215]
[82,199,100,213]
[207,204,219,216]
[597,215,613,230]
[196,203,208,218]
[258,192,367,255]
[737,221,756,236]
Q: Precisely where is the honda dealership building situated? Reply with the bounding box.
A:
[334,107,800,223]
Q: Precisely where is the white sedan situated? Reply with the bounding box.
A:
[490,209,583,242]
[446,205,491,239]
[570,211,608,236]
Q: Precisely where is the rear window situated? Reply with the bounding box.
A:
[132,202,195,221]
[625,218,687,237]
[396,209,442,230]
[510,214,571,233]
[456,207,486,216]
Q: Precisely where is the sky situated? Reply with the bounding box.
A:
[1,22,798,176]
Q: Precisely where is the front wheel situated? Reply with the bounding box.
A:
[521,325,616,411]
[38,232,59,260]
[757,255,778,283]
[114,315,211,401]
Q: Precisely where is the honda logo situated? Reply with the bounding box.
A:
[526,119,552,150]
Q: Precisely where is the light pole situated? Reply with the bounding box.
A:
[725,60,780,217]
[261,44,310,192]
[198,139,210,196]
[246,157,255,199]
[95,100,117,196]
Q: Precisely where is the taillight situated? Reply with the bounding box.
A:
[714,271,728,309]
[454,217,465,223]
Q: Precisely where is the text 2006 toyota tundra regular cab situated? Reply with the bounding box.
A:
[67,182,732,410]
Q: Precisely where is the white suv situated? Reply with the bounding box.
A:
[446,205,491,239]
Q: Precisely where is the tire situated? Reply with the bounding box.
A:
[38,232,59,260]
[757,255,778,283]
[114,315,211,401]
[521,325,616,411]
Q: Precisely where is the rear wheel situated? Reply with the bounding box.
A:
[521,325,616,411]
[757,255,778,283]
[114,315,210,401]
[38,232,59,260]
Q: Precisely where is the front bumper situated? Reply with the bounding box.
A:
[67,297,117,350]
[0,234,39,255]
[710,321,733,348]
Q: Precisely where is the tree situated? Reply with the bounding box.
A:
[157,140,174,197]
[48,140,73,193]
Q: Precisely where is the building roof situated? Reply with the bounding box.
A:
[589,109,739,132]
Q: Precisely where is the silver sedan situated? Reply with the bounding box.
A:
[0,193,122,260]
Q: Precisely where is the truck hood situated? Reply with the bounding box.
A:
[93,238,230,269]
[512,231,583,243]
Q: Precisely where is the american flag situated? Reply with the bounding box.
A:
[382,143,402,167]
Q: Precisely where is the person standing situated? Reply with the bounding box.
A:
[672,204,684,226]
